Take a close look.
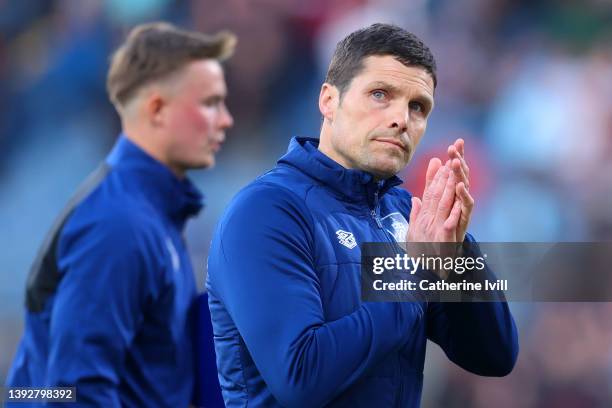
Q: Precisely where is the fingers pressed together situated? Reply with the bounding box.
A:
[407,138,475,243]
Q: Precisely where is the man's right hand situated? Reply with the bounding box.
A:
[407,158,462,243]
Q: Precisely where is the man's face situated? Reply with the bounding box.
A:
[319,55,434,179]
[162,59,233,172]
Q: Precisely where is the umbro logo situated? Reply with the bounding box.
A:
[336,229,357,249]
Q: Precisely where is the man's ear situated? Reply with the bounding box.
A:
[145,90,166,127]
[319,83,339,122]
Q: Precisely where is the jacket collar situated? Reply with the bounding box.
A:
[105,134,203,229]
[278,137,403,205]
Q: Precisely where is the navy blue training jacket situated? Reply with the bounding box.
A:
[207,137,519,407]
[7,135,202,407]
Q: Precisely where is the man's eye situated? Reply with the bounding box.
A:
[410,101,424,113]
[371,90,386,100]
[203,97,223,107]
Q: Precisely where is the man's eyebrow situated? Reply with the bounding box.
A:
[203,92,227,101]
[367,80,433,104]
[367,81,402,94]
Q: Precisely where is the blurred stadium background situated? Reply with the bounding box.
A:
[1,0,611,406]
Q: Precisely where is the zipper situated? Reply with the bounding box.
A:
[371,191,383,229]
[370,189,401,248]
[368,185,405,406]
[397,363,404,407]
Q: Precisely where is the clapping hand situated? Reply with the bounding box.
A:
[407,138,474,243]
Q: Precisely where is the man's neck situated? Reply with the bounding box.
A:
[121,127,185,179]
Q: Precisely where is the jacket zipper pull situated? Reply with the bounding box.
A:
[371,209,383,229]
[372,191,383,229]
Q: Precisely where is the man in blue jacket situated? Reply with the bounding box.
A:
[207,23,518,407]
[6,23,235,407]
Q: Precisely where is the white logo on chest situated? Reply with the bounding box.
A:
[381,212,408,242]
[336,229,357,249]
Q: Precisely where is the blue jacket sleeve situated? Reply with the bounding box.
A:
[425,234,519,376]
[46,210,161,407]
[208,184,426,407]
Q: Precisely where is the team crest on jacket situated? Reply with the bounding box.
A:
[336,229,357,249]
[381,212,408,242]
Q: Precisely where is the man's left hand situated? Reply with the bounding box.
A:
[447,138,474,241]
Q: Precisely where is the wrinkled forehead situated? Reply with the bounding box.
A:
[352,55,435,98]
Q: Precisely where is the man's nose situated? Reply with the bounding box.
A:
[219,103,234,129]
[389,105,408,134]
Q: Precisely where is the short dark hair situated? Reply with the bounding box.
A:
[325,23,437,95]
[107,22,236,108]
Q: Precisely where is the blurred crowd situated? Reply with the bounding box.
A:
[1,0,611,406]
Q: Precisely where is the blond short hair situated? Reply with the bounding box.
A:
[107,22,236,109]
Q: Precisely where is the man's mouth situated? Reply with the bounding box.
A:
[210,142,223,153]
[374,138,408,152]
